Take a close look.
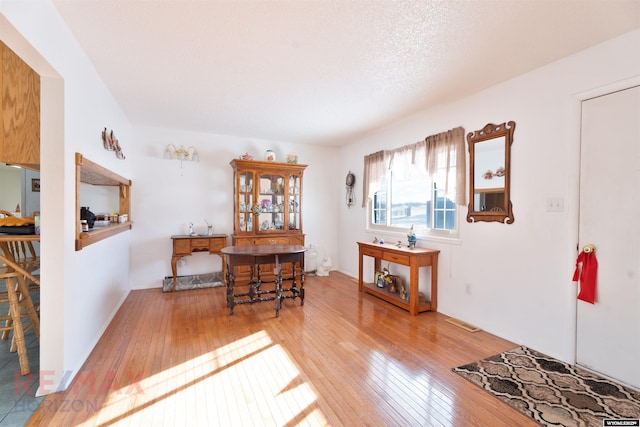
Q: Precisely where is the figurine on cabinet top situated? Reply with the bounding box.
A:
[407,225,417,249]
[286,152,298,163]
[265,150,276,161]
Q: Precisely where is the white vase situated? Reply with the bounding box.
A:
[265,150,276,161]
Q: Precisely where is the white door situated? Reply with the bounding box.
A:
[576,85,640,389]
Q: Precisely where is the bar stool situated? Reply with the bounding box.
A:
[2,238,40,313]
[0,233,40,311]
[0,256,40,375]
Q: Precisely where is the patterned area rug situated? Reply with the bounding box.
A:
[453,346,640,426]
[161,272,224,292]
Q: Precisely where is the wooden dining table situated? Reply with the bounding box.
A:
[0,233,40,246]
[221,244,307,317]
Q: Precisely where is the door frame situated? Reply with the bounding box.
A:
[569,75,640,365]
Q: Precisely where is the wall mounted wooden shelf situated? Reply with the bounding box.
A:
[75,153,131,251]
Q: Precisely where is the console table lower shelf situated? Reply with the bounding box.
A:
[221,244,307,317]
[170,234,228,292]
[357,241,440,315]
[360,281,433,312]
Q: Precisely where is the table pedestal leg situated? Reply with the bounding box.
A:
[300,268,305,305]
[225,265,235,315]
[274,255,283,317]
[171,256,181,292]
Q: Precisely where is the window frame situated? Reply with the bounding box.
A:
[366,170,460,242]
[362,127,466,244]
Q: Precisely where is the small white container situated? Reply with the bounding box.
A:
[265,150,276,161]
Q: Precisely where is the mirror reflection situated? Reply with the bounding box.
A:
[474,136,505,212]
[467,122,515,223]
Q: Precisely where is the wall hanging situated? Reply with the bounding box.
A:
[102,128,125,159]
[467,121,515,223]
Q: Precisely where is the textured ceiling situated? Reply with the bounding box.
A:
[51,0,640,146]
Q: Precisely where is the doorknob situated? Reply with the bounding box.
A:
[582,244,596,253]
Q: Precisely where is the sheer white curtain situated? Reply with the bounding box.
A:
[362,126,466,208]
[362,150,385,208]
[386,144,422,180]
[421,126,466,205]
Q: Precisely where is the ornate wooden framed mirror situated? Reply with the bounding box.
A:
[466,121,515,223]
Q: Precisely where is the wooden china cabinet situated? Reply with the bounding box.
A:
[229,159,307,282]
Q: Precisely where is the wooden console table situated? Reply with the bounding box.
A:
[170,234,227,291]
[358,241,440,315]
[221,244,306,317]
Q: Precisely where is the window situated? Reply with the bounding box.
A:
[370,171,457,237]
[364,127,465,240]
[372,178,387,225]
[430,183,457,230]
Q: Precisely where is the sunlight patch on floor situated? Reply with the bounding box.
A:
[368,349,455,423]
[88,331,328,426]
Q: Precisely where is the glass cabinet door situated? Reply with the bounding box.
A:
[238,171,253,232]
[288,175,301,231]
[257,173,286,232]
[232,159,306,241]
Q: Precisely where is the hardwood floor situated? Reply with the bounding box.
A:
[27,272,538,426]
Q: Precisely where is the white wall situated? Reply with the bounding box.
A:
[0,165,40,217]
[1,1,133,394]
[0,164,21,213]
[336,29,640,364]
[129,126,339,289]
[22,168,41,217]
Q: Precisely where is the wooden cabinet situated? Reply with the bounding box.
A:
[75,153,132,251]
[0,42,40,171]
[170,234,227,291]
[230,159,306,244]
[358,241,440,315]
[229,159,307,282]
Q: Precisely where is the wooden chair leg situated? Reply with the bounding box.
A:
[5,276,30,375]
[1,316,10,340]
[2,276,39,342]
[16,276,39,338]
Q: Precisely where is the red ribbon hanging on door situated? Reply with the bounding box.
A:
[572,248,598,304]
